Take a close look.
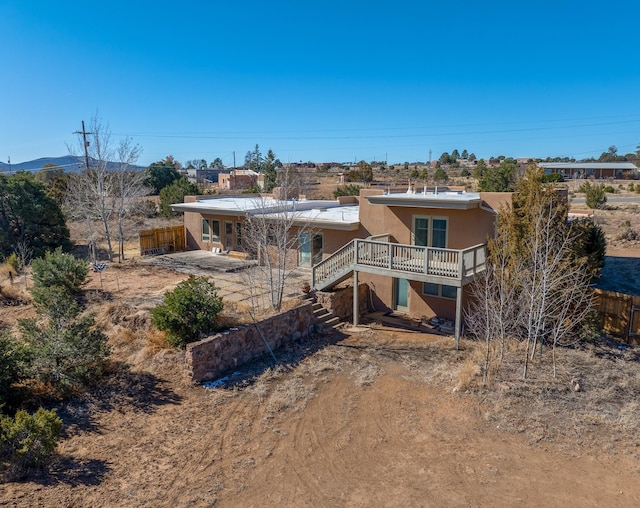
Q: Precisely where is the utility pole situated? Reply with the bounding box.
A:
[233,151,236,169]
[73,120,93,171]
[7,156,11,174]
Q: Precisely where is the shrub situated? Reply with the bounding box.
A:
[618,229,639,241]
[1,408,62,472]
[0,332,26,409]
[31,248,88,298]
[577,310,603,343]
[581,182,607,209]
[151,276,224,347]
[20,313,110,396]
[603,185,615,193]
[333,184,361,198]
[5,253,20,273]
[629,183,635,192]
[433,167,449,182]
[541,173,564,183]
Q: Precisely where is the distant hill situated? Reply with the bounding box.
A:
[0,156,146,174]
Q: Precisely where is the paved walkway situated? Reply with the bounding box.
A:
[139,250,312,310]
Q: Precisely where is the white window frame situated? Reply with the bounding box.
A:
[202,218,210,243]
[412,215,448,248]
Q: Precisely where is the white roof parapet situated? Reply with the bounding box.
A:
[365,190,482,210]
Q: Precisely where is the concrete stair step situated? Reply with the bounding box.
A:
[323,316,341,327]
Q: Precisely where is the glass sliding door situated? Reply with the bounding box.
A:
[299,233,323,266]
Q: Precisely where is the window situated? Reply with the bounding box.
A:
[202,218,210,242]
[211,220,220,242]
[422,282,457,300]
[412,216,448,248]
[414,217,429,246]
[432,219,447,249]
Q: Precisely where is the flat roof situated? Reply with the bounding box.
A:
[365,189,482,210]
[538,162,638,170]
[171,196,360,231]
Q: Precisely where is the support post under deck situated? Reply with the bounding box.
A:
[353,270,359,327]
[455,286,462,350]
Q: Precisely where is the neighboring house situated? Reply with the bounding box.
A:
[186,168,224,184]
[538,162,638,179]
[217,169,259,190]
[171,186,510,345]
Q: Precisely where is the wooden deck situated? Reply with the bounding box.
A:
[312,238,486,290]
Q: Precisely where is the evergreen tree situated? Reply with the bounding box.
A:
[477,159,516,192]
[262,149,282,192]
[147,158,182,194]
[0,172,71,259]
[159,178,200,217]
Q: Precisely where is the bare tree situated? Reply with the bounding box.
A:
[466,168,598,380]
[242,168,314,312]
[114,138,145,261]
[465,232,521,382]
[519,203,594,378]
[68,115,144,262]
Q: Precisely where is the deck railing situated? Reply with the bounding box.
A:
[312,237,486,290]
[312,240,356,288]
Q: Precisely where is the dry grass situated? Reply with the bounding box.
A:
[265,377,315,415]
[0,262,30,307]
[351,354,380,387]
[455,337,640,451]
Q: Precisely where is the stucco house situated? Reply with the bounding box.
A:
[171,186,510,345]
[217,169,259,190]
[538,162,638,179]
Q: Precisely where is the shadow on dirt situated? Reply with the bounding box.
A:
[57,361,183,436]
[12,457,111,487]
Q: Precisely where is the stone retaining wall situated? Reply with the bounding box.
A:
[316,283,370,321]
[185,302,314,383]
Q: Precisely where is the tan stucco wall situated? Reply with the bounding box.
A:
[186,212,244,251]
[358,189,499,248]
[183,207,359,267]
[358,273,462,321]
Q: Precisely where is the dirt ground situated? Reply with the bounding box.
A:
[1,196,640,506]
[3,258,640,506]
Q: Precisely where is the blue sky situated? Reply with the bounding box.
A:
[2,0,639,167]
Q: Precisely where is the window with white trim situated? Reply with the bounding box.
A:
[412,215,448,248]
[202,218,210,242]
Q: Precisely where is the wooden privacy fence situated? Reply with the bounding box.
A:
[593,288,640,343]
[139,225,185,256]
